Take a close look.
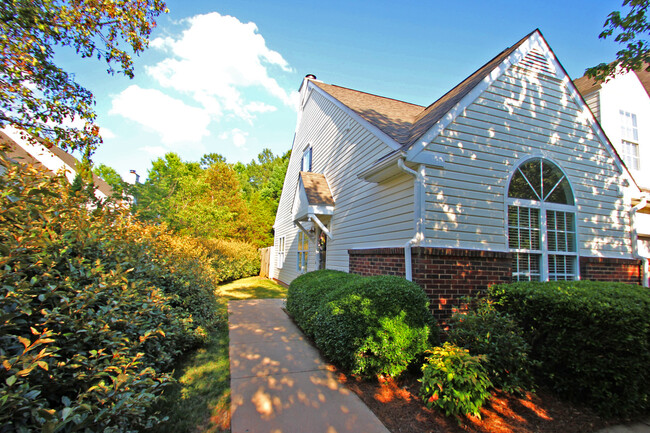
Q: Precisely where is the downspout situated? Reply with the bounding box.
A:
[631,196,649,287]
[397,159,425,281]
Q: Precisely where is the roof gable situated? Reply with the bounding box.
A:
[574,63,650,99]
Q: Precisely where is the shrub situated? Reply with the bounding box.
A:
[489,281,650,416]
[447,299,537,394]
[0,156,221,431]
[420,342,492,419]
[287,270,437,378]
[196,238,261,283]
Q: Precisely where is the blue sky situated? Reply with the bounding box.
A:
[62,0,626,181]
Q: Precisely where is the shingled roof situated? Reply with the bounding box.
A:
[312,30,535,150]
[299,171,334,206]
[574,63,650,99]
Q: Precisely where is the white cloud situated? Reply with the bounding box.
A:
[140,145,168,158]
[100,127,115,140]
[219,128,248,148]
[109,85,210,144]
[147,12,296,122]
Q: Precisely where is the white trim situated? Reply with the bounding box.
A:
[505,157,580,281]
[309,213,333,240]
[306,81,403,152]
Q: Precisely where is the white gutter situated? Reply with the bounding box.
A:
[397,159,425,281]
[631,196,649,287]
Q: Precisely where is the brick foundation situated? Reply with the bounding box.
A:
[579,257,642,285]
[348,248,643,323]
[349,247,511,323]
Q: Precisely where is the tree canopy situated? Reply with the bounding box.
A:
[127,149,289,247]
[0,0,167,154]
[587,0,650,81]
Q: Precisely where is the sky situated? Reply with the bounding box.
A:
[58,0,627,182]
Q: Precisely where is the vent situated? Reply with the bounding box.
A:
[518,48,556,76]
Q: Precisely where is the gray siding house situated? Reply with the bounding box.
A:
[272,30,643,320]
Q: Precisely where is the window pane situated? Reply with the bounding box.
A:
[512,253,541,281]
[548,254,576,280]
[509,160,541,200]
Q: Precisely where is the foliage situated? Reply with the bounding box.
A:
[196,238,261,283]
[489,281,650,416]
[0,0,167,153]
[287,270,437,378]
[93,163,129,198]
[0,155,221,431]
[447,299,537,394]
[131,149,289,247]
[587,0,650,81]
[419,342,492,419]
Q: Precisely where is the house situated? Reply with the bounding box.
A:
[272,29,645,321]
[0,126,115,200]
[574,66,650,269]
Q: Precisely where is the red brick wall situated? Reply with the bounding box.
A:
[579,257,642,285]
[349,248,644,324]
[348,247,511,323]
[410,248,512,323]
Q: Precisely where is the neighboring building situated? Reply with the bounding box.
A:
[0,126,115,200]
[273,30,644,321]
[574,66,650,272]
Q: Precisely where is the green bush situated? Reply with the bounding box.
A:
[197,238,261,283]
[287,270,437,378]
[447,299,537,394]
[419,342,492,419]
[489,281,650,416]
[0,156,221,431]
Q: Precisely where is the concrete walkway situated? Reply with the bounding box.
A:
[228,298,390,433]
[595,419,650,433]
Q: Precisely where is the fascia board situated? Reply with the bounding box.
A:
[307,82,403,152]
[406,32,541,161]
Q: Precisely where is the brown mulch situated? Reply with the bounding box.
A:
[336,371,614,433]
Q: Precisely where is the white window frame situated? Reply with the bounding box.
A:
[506,158,579,282]
[297,231,309,274]
[620,110,640,170]
[276,236,285,269]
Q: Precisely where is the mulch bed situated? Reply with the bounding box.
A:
[336,371,614,433]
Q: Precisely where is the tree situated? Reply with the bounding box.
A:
[0,0,167,154]
[200,152,227,169]
[93,163,127,196]
[587,0,650,81]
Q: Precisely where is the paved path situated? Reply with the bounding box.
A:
[228,298,390,433]
[595,419,650,433]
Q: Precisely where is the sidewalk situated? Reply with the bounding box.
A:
[228,298,389,433]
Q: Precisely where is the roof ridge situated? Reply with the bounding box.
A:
[316,82,426,109]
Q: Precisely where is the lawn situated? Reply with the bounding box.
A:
[149,276,287,432]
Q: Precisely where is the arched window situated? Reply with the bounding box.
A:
[507,158,578,281]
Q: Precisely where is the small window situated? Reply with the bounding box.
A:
[277,236,285,268]
[297,231,309,273]
[621,140,640,170]
[301,147,312,172]
[620,111,640,170]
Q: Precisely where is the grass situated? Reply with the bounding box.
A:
[216,276,288,300]
[149,276,287,432]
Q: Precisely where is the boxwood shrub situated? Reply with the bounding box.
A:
[489,281,650,416]
[286,270,437,378]
[0,156,222,431]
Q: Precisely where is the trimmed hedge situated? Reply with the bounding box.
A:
[489,281,650,416]
[0,157,222,431]
[287,270,437,378]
